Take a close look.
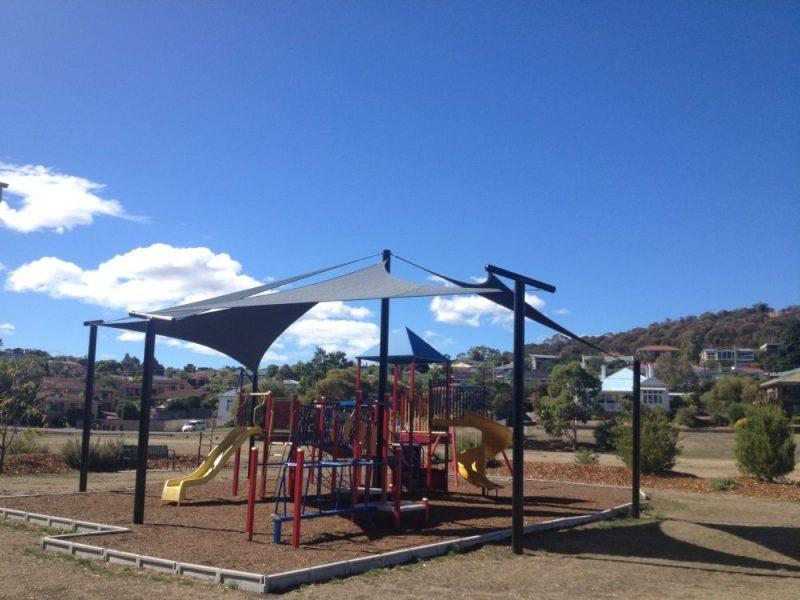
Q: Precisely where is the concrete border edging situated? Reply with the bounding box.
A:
[2,496,648,594]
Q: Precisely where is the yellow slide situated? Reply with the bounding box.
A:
[161,425,261,504]
[433,412,511,491]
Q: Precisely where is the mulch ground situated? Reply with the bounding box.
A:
[486,461,800,502]
[2,453,71,476]
[0,477,628,576]
[1,453,199,477]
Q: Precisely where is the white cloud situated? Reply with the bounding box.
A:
[426,275,456,288]
[116,331,145,342]
[0,162,144,233]
[429,293,545,328]
[304,301,372,320]
[283,319,379,356]
[6,243,261,311]
[0,323,14,334]
[553,308,570,316]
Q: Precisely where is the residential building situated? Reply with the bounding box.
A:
[450,362,475,382]
[760,368,800,415]
[37,376,116,425]
[491,361,533,384]
[700,347,756,367]
[529,354,558,383]
[759,342,780,356]
[581,354,634,368]
[693,364,766,382]
[598,364,670,414]
[216,389,239,425]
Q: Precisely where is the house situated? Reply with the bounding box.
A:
[636,345,680,361]
[598,364,670,414]
[491,361,533,384]
[760,368,800,416]
[759,342,781,357]
[530,354,558,382]
[110,374,196,403]
[37,376,116,426]
[282,379,300,387]
[216,389,239,425]
[700,347,756,368]
[581,354,634,368]
[692,364,766,382]
[450,362,475,382]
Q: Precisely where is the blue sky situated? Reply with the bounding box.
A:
[1,2,798,368]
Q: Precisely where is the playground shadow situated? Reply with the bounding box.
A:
[511,519,800,577]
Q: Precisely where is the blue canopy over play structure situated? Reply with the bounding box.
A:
[359,327,448,366]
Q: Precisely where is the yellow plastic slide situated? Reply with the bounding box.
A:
[161,425,261,504]
[433,411,511,491]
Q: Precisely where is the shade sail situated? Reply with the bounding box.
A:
[101,259,504,370]
[359,327,448,365]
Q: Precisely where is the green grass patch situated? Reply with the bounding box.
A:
[708,476,738,492]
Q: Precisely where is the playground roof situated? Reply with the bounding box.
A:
[100,257,501,370]
[358,327,448,365]
[98,253,609,371]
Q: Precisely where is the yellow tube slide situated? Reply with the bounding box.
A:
[432,411,511,491]
[161,425,261,504]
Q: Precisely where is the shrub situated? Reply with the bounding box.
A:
[61,439,123,472]
[708,477,738,492]
[675,405,697,427]
[593,419,616,450]
[735,403,795,481]
[7,430,47,455]
[613,407,680,473]
[725,403,746,425]
[574,447,599,465]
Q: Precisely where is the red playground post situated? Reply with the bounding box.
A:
[393,447,402,529]
[245,447,258,541]
[291,450,305,549]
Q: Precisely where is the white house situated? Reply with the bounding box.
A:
[216,389,239,426]
[598,365,670,414]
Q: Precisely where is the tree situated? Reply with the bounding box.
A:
[735,403,795,481]
[613,406,680,473]
[313,368,356,401]
[653,354,697,391]
[295,348,352,393]
[184,363,197,373]
[264,364,279,379]
[700,376,761,424]
[116,401,140,420]
[778,319,800,369]
[0,355,45,473]
[535,362,600,449]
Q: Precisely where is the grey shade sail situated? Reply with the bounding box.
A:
[104,303,315,371]
[152,262,500,318]
[359,327,448,365]
[101,259,503,370]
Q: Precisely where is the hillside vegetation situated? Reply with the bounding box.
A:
[526,304,800,362]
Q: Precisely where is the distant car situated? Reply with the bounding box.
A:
[181,419,206,432]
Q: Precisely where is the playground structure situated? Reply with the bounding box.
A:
[218,327,514,547]
[82,251,640,559]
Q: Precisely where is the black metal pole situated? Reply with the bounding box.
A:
[631,359,641,518]
[374,249,391,487]
[133,319,156,525]
[511,278,525,555]
[78,324,98,492]
[248,369,259,474]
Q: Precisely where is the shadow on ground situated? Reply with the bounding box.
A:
[513,517,800,577]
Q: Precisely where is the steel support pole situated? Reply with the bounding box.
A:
[249,369,259,475]
[631,359,641,518]
[133,319,156,525]
[78,324,98,492]
[374,249,391,487]
[511,278,525,555]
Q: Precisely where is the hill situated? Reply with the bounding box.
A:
[525,304,800,362]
